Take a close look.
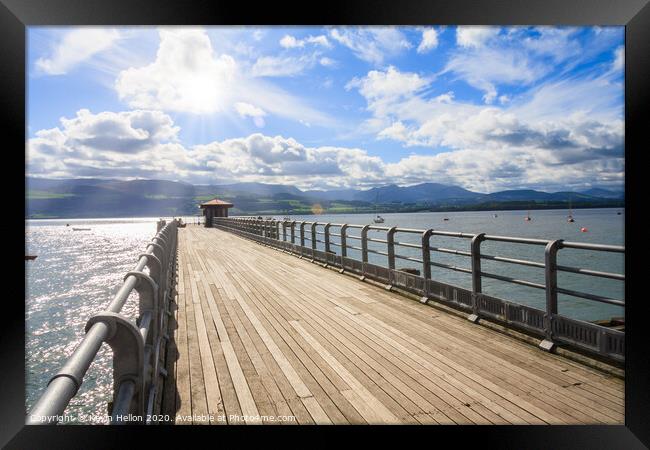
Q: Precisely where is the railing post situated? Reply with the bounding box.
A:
[361,225,369,264]
[385,227,397,290]
[340,224,348,258]
[540,239,563,352]
[282,221,287,242]
[469,233,485,322]
[311,222,317,251]
[300,222,306,247]
[420,229,434,303]
[290,221,296,244]
[421,230,433,281]
[324,223,332,254]
[360,225,370,280]
[85,312,145,420]
[387,227,397,270]
[339,224,348,274]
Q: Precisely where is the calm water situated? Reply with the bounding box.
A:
[25,209,624,423]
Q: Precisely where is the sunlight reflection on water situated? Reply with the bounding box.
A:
[25,217,162,424]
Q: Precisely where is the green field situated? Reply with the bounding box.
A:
[27,191,75,200]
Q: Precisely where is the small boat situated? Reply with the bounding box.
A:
[372,192,384,223]
[72,227,91,231]
[493,214,498,218]
[524,208,532,221]
[617,211,622,215]
[443,217,449,221]
[567,198,575,222]
[25,255,37,260]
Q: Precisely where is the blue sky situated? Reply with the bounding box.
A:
[27,26,624,193]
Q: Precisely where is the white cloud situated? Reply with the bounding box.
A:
[234,102,267,127]
[27,101,623,192]
[115,28,236,114]
[445,47,543,103]
[417,28,439,53]
[28,27,624,193]
[319,57,337,67]
[251,54,317,77]
[279,35,302,48]
[520,27,581,63]
[114,28,336,126]
[36,28,121,75]
[346,66,429,100]
[612,45,624,71]
[345,65,623,191]
[456,26,500,48]
[378,121,410,141]
[280,34,331,49]
[445,27,594,105]
[27,109,189,180]
[329,27,411,64]
[306,35,331,48]
[27,110,382,188]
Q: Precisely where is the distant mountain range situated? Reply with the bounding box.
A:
[25,177,625,219]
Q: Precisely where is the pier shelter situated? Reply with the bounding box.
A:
[199,198,233,227]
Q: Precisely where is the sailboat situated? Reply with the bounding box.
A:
[567,198,575,223]
[373,191,384,223]
[524,205,532,221]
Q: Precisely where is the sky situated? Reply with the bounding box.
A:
[26,26,624,193]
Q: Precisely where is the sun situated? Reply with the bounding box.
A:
[181,73,223,114]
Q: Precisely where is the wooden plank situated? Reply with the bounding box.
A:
[190,277,225,424]
[226,272,363,424]
[235,272,414,423]
[207,279,299,424]
[289,320,400,424]
[216,257,348,424]
[240,253,511,424]
[198,274,261,424]
[184,267,209,424]
[172,246,191,424]
[247,237,616,424]
[169,227,623,426]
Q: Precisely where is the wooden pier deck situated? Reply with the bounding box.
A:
[162,225,624,425]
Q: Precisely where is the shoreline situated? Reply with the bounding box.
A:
[25,205,625,221]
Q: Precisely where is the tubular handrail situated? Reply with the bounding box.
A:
[214,216,625,363]
[27,219,178,425]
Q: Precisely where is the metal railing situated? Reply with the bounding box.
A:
[214,217,625,364]
[27,219,179,425]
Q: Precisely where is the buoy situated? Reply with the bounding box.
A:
[580,227,588,232]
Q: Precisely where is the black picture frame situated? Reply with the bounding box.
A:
[3,0,648,447]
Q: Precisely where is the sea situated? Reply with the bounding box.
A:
[25,208,624,423]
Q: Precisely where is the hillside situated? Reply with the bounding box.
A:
[25,177,624,218]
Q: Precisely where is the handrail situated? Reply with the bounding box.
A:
[27,219,179,425]
[214,216,625,364]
